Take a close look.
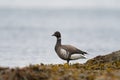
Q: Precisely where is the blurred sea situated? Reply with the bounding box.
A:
[0,8,120,67]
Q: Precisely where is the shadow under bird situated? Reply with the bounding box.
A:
[52,31,88,64]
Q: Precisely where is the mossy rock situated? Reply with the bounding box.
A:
[85,50,120,70]
[86,50,120,65]
[0,50,120,80]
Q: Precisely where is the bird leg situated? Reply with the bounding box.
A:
[67,53,71,64]
[67,60,69,64]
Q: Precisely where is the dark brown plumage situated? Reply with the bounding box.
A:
[52,31,87,64]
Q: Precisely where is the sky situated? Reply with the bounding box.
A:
[0,0,120,9]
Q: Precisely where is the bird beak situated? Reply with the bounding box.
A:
[52,34,55,36]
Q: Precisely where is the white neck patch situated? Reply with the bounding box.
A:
[58,37,61,40]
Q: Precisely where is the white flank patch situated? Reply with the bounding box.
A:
[60,48,67,55]
[60,48,68,58]
[70,54,86,60]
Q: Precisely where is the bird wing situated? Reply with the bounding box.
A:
[61,45,87,55]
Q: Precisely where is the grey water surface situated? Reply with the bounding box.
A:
[0,8,120,67]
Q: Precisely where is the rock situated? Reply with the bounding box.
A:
[0,50,120,80]
[86,50,120,65]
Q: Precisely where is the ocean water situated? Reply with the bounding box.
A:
[0,8,120,67]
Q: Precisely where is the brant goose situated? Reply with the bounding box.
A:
[52,31,87,64]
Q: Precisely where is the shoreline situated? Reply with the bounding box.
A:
[0,50,120,80]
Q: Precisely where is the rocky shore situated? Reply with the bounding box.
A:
[0,50,120,80]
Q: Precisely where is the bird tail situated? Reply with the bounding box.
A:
[82,51,88,55]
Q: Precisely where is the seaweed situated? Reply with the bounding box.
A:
[0,50,120,80]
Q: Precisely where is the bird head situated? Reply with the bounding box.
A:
[52,31,61,38]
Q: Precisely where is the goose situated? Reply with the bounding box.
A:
[52,31,87,64]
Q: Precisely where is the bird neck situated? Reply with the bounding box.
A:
[56,37,61,46]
